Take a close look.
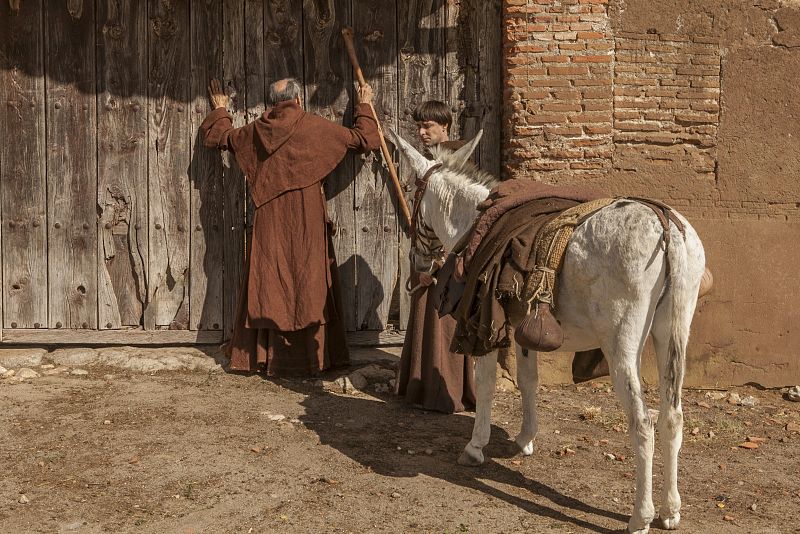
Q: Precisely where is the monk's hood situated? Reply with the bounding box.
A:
[254,100,306,155]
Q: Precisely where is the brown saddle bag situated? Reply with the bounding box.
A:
[513,300,563,352]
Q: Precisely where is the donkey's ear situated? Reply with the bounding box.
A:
[386,128,435,179]
[451,129,483,165]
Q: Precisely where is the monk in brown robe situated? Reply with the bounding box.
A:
[201,78,380,376]
[395,100,477,413]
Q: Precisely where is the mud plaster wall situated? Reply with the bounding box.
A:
[503,0,800,386]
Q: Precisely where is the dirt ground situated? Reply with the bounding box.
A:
[1,348,798,534]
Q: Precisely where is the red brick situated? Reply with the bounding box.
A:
[534,14,555,22]
[646,88,678,97]
[676,89,719,99]
[588,42,613,50]
[507,66,531,76]
[569,112,612,123]
[690,101,720,112]
[582,87,612,98]
[572,54,612,63]
[573,78,612,86]
[540,55,570,63]
[570,22,594,31]
[531,79,573,87]
[543,125,584,136]
[615,65,645,73]
[506,77,530,88]
[572,138,608,147]
[553,89,582,100]
[676,66,719,76]
[674,112,716,124]
[515,44,548,53]
[543,102,583,112]
[616,41,644,51]
[660,79,691,87]
[691,79,720,88]
[558,43,585,51]
[619,78,658,86]
[548,65,590,75]
[583,101,612,111]
[613,110,641,120]
[660,99,691,109]
[528,113,569,124]
[557,14,581,22]
[615,121,661,131]
[522,89,551,99]
[527,161,569,171]
[583,126,613,135]
[614,87,642,97]
[576,31,606,39]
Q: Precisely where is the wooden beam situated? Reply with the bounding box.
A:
[0,328,405,347]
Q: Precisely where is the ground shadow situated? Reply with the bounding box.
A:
[276,377,629,532]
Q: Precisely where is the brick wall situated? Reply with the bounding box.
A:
[504,0,614,181]
[503,0,722,189]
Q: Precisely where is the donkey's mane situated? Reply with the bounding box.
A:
[430,145,500,189]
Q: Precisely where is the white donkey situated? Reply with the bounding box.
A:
[387,129,706,533]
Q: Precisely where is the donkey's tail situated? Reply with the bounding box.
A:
[664,226,698,408]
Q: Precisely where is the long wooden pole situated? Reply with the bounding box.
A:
[341,27,412,229]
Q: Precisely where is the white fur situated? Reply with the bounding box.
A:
[393,132,706,533]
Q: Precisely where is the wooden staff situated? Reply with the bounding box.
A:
[341,27,412,229]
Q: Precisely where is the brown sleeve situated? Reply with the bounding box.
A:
[199,107,258,179]
[344,103,381,153]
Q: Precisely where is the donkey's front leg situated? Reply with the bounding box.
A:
[514,344,539,455]
[458,350,498,466]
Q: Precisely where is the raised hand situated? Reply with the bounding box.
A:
[208,78,229,110]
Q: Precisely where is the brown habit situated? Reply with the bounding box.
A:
[200,100,379,375]
[395,140,476,413]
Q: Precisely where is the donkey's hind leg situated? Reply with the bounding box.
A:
[458,350,498,466]
[514,344,539,456]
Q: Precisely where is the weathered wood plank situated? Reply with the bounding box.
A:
[146,0,191,329]
[96,0,148,329]
[397,0,447,330]
[445,0,465,140]
[0,327,406,346]
[45,1,98,330]
[477,0,502,177]
[303,0,358,330]
[189,0,224,331]
[352,0,398,330]
[265,0,305,85]
[222,0,248,338]
[1,328,224,345]
[0,1,48,330]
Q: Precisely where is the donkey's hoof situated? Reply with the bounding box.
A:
[660,513,680,530]
[515,438,534,456]
[627,525,650,534]
[457,446,484,466]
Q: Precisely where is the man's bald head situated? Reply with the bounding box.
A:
[268,78,302,105]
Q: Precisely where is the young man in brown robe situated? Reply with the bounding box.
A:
[201,78,380,376]
[395,100,477,413]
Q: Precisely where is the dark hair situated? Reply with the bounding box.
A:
[268,78,302,105]
[412,100,452,128]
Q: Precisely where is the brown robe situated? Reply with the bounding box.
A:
[200,101,379,375]
[395,139,476,413]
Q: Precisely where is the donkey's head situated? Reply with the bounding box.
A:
[387,128,493,274]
